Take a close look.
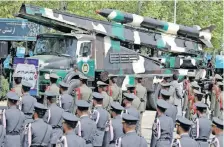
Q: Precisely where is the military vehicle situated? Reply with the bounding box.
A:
[16,4,214,109]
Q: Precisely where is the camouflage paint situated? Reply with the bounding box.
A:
[112,23,125,41]
[77,59,95,78]
[157,39,166,49]
[111,10,124,22]
[169,57,176,68]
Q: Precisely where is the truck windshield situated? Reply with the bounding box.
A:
[34,37,77,57]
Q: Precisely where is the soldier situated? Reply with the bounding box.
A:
[122,93,140,134]
[45,73,60,95]
[0,122,5,147]
[76,74,92,102]
[210,117,223,147]
[108,101,124,147]
[183,72,196,118]
[151,99,174,147]
[170,74,183,117]
[44,91,64,147]
[90,92,110,147]
[155,75,172,101]
[108,74,122,103]
[115,113,147,147]
[211,74,222,117]
[57,112,86,147]
[59,81,74,113]
[20,81,37,123]
[2,92,25,147]
[75,100,97,147]
[23,102,52,147]
[171,117,198,147]
[190,102,212,147]
[126,84,141,111]
[97,81,113,110]
[160,89,177,124]
[217,82,223,119]
[135,75,147,135]
[11,73,22,97]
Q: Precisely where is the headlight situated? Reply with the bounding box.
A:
[44,74,50,80]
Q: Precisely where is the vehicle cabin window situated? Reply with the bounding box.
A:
[79,42,91,57]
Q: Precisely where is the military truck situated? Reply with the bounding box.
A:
[16,4,214,109]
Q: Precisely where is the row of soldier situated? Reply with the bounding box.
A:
[2,71,223,147]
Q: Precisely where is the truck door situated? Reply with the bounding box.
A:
[76,40,95,79]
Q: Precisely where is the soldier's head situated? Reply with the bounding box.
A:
[45,91,57,105]
[62,112,79,133]
[212,117,223,135]
[193,90,204,101]
[97,81,108,92]
[160,82,171,90]
[163,75,172,82]
[126,85,135,94]
[110,102,124,118]
[122,114,138,133]
[156,99,169,116]
[13,73,22,85]
[135,75,143,84]
[92,92,104,107]
[6,92,19,107]
[160,89,171,101]
[73,64,78,72]
[172,73,179,81]
[108,74,117,85]
[176,117,192,135]
[218,82,224,91]
[195,102,207,117]
[59,82,69,94]
[215,74,223,84]
[76,100,90,117]
[33,103,47,119]
[49,73,59,84]
[122,93,134,106]
[187,72,195,82]
[79,74,88,85]
[21,81,32,94]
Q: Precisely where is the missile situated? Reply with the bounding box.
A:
[96,9,215,48]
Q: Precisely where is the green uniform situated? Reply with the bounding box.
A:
[135,83,147,135]
[13,84,22,97]
[102,91,113,110]
[108,84,122,103]
[47,83,60,95]
[79,84,92,102]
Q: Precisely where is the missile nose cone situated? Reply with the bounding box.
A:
[95,10,100,14]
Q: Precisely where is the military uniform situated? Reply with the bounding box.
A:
[115,113,147,147]
[57,112,86,147]
[76,75,92,102]
[210,117,223,147]
[59,82,74,113]
[97,81,113,110]
[90,92,110,147]
[123,93,141,134]
[211,74,222,118]
[107,102,124,147]
[161,89,177,124]
[11,73,22,97]
[0,125,6,147]
[46,73,60,95]
[23,103,52,147]
[2,92,25,147]
[75,100,97,147]
[190,102,212,147]
[151,99,174,147]
[44,92,64,146]
[216,82,223,119]
[171,117,198,147]
[126,84,141,111]
[108,74,122,103]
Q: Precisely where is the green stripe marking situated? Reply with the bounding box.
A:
[112,23,125,41]
[111,39,121,51]
[112,10,125,22]
[157,39,166,49]
[162,22,169,31]
[128,75,135,85]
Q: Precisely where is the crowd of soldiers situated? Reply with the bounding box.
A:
[0,69,222,147]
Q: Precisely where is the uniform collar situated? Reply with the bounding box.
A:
[23,92,30,96]
[180,133,190,138]
[34,118,44,122]
[8,105,17,109]
[114,115,121,119]
[80,114,89,118]
[62,91,68,95]
[95,105,103,108]
[66,130,75,135]
[126,130,136,135]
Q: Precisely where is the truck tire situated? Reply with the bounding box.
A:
[146,91,157,110]
[67,79,80,96]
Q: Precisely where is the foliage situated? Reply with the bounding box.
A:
[0,0,222,51]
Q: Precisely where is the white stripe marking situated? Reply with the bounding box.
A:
[166,22,180,34]
[133,31,140,44]
[130,14,144,26]
[132,56,145,73]
[108,11,117,20]
[104,37,111,57]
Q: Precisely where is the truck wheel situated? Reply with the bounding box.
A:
[67,79,80,96]
[146,91,157,110]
